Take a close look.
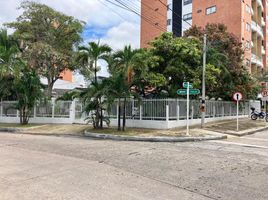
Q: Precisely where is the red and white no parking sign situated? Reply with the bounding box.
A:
[233,92,243,101]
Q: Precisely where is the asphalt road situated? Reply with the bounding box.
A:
[0,131,268,200]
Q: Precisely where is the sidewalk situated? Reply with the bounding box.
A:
[0,118,265,141]
[202,118,268,136]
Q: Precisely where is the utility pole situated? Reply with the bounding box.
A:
[201,34,207,128]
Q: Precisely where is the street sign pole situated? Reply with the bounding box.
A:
[237,98,239,132]
[233,92,243,132]
[186,82,190,135]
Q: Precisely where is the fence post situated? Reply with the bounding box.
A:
[116,101,119,121]
[33,105,37,118]
[177,105,180,121]
[230,106,232,116]
[70,100,76,122]
[213,104,216,117]
[140,104,143,120]
[191,105,194,120]
[166,104,169,121]
[222,106,224,118]
[0,100,2,117]
[52,98,55,118]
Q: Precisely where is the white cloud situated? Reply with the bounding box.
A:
[102,21,140,50]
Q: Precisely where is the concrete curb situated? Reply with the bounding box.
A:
[0,125,50,133]
[0,127,23,133]
[220,126,268,137]
[84,131,227,142]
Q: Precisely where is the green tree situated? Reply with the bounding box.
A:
[6,1,84,97]
[80,82,110,129]
[14,66,43,124]
[77,41,111,84]
[0,29,21,100]
[104,73,132,131]
[113,45,138,131]
[184,23,259,100]
[147,32,202,97]
[130,49,166,97]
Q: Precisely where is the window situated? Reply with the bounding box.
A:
[246,4,251,14]
[246,23,251,31]
[183,13,192,21]
[206,6,217,15]
[167,19,171,26]
[183,0,192,5]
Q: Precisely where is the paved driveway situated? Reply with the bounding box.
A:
[0,131,268,200]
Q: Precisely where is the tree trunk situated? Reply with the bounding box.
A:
[122,97,126,131]
[95,108,100,129]
[118,98,121,131]
[46,81,54,99]
[100,107,103,128]
[94,60,97,85]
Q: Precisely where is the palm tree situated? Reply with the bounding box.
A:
[80,82,110,129]
[104,74,130,131]
[77,41,111,84]
[0,29,20,76]
[113,45,138,131]
[0,29,21,100]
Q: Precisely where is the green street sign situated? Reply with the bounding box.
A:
[183,82,193,89]
[177,89,200,95]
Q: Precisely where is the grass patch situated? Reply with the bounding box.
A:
[86,127,191,137]
[86,127,155,136]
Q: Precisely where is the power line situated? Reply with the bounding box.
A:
[157,0,192,27]
[96,0,128,21]
[134,0,187,35]
[112,0,168,33]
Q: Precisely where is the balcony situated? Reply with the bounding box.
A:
[257,0,264,10]
[262,17,265,27]
[251,21,264,39]
[262,46,266,55]
[251,53,263,67]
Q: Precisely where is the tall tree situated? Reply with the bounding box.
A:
[147,32,202,97]
[113,45,138,131]
[14,66,43,125]
[6,1,84,97]
[77,41,111,84]
[0,29,21,100]
[184,23,259,100]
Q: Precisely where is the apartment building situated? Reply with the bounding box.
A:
[140,0,268,74]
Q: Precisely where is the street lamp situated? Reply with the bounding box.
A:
[201,34,207,128]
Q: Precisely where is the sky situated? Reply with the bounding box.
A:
[0,0,141,82]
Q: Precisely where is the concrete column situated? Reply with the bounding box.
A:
[166,105,169,121]
[140,105,143,120]
[177,105,180,121]
[69,100,76,122]
[52,99,55,118]
[191,105,194,120]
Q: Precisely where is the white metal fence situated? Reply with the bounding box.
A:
[0,100,75,124]
[0,99,260,129]
[106,99,252,120]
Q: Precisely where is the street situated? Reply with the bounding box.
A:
[0,131,268,200]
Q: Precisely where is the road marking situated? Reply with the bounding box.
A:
[207,140,268,149]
